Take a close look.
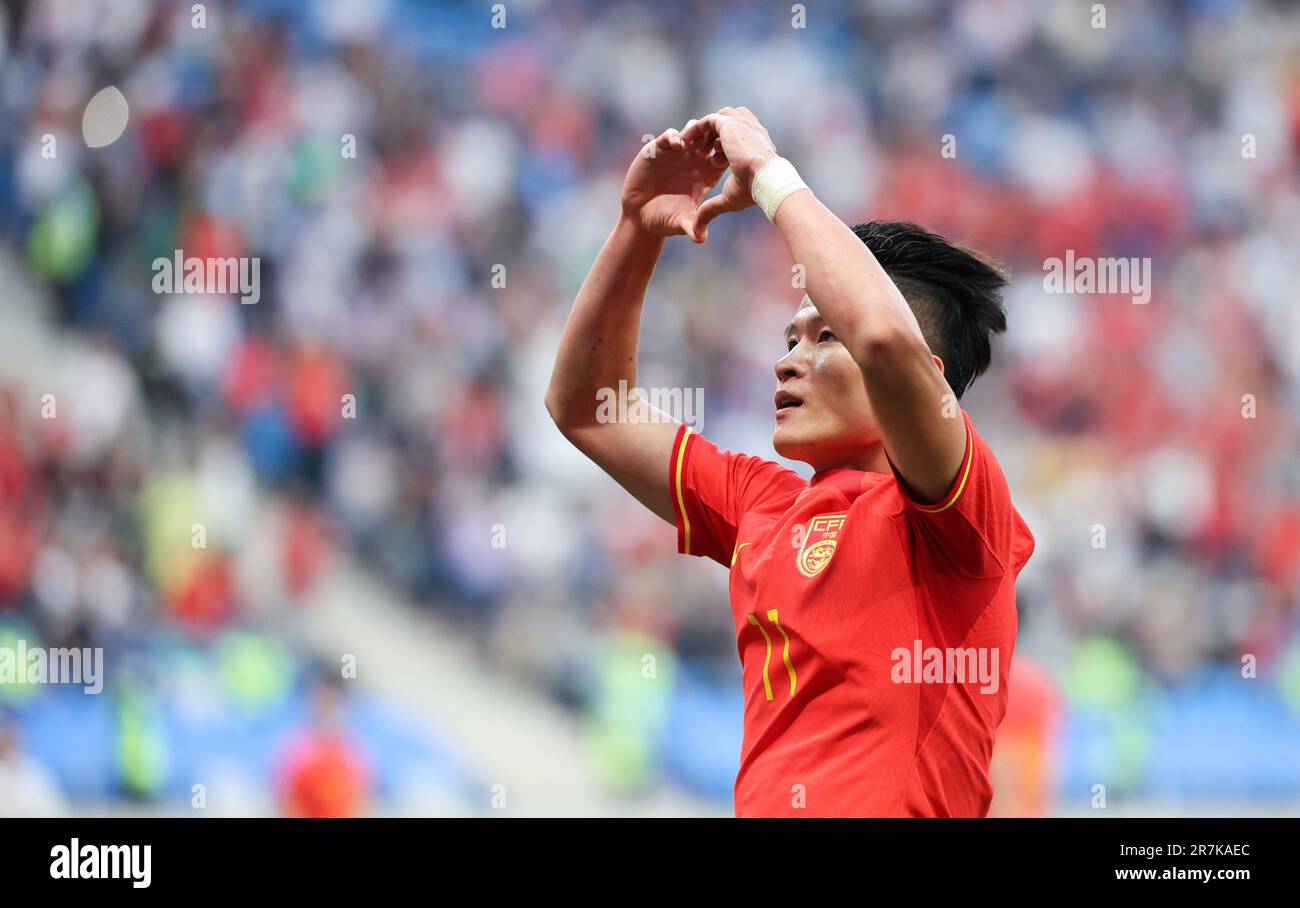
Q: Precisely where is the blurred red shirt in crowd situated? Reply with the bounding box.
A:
[989,659,1062,817]
[275,679,371,818]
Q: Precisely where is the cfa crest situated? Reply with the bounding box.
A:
[797,513,848,578]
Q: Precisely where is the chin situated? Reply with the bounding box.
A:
[773,426,814,463]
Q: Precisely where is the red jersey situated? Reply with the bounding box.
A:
[277,732,371,818]
[668,410,1034,817]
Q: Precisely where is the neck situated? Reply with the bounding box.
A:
[813,441,890,475]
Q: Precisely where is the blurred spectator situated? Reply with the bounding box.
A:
[989,660,1063,818]
[274,670,372,819]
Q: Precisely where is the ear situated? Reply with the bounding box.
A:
[931,354,945,375]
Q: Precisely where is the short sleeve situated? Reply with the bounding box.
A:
[668,424,802,567]
[891,410,1033,578]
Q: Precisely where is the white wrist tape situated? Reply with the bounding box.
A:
[751,157,808,221]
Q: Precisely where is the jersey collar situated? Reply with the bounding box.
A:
[807,467,873,502]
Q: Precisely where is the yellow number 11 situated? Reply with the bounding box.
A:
[747,609,797,700]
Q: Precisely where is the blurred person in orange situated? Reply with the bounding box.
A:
[988,660,1062,817]
[274,670,372,818]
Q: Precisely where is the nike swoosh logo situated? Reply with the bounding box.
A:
[731,542,752,567]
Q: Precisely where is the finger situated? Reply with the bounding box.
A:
[678,210,709,244]
[682,118,713,151]
[693,196,731,233]
[735,105,756,122]
[680,117,708,146]
[681,114,719,145]
[685,216,708,244]
[695,182,748,228]
[656,128,684,151]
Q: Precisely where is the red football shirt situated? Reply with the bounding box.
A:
[668,410,1034,817]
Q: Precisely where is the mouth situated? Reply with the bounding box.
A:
[774,389,803,416]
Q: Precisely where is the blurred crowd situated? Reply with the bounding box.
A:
[1,0,1300,812]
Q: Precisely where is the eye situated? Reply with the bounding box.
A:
[786,337,797,351]
[818,329,836,343]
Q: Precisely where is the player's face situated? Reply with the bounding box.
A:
[772,297,880,470]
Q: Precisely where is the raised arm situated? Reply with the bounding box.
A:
[545,126,728,523]
[688,107,966,503]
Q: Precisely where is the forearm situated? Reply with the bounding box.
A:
[771,189,929,365]
[546,215,666,429]
[770,183,964,500]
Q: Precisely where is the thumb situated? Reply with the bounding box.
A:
[695,185,745,230]
[694,194,728,230]
[681,210,709,244]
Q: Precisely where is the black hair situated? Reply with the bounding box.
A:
[851,220,1008,399]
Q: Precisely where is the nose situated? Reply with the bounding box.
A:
[774,342,808,383]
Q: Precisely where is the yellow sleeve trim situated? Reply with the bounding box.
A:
[674,425,694,554]
[912,421,974,514]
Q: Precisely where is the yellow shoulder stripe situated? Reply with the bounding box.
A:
[674,426,693,553]
[914,421,974,514]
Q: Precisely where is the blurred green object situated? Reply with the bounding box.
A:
[1108,708,1153,792]
[0,622,42,706]
[136,471,204,596]
[136,201,181,272]
[290,134,345,205]
[1065,636,1140,707]
[1065,636,1152,792]
[117,682,170,799]
[27,178,100,282]
[217,631,294,711]
[585,629,676,794]
[1278,639,1300,714]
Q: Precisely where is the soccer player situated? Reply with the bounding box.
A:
[546,106,1035,817]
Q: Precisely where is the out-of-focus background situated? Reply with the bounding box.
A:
[1,0,1299,818]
